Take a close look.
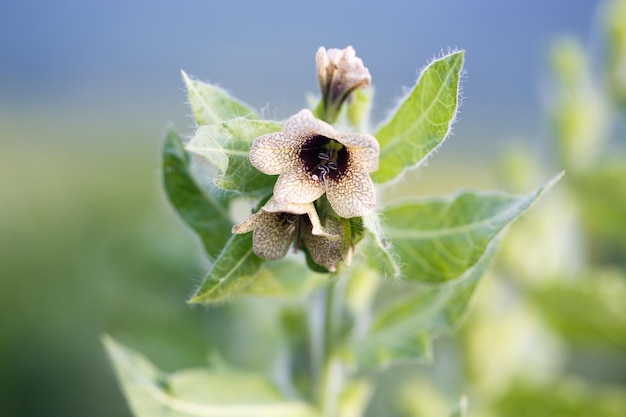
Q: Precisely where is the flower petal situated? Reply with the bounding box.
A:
[337,133,379,173]
[316,47,332,98]
[302,216,348,270]
[262,198,339,240]
[316,46,371,108]
[232,212,263,234]
[249,132,300,175]
[273,167,325,205]
[252,212,293,260]
[262,197,311,215]
[326,169,376,218]
[284,109,336,140]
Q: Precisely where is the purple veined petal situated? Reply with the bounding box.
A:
[273,167,325,205]
[326,169,376,218]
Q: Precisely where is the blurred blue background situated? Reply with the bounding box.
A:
[0,1,601,416]
[0,0,599,148]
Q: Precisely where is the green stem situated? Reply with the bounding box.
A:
[320,354,343,417]
[323,279,336,362]
[313,99,326,121]
[309,286,325,404]
[313,99,339,125]
[319,277,348,417]
[309,277,344,416]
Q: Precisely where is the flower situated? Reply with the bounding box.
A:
[232,197,339,261]
[249,109,379,218]
[316,46,371,123]
[302,215,354,272]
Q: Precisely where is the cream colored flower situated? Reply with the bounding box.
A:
[316,46,371,122]
[249,109,379,218]
[303,216,353,272]
[232,198,338,261]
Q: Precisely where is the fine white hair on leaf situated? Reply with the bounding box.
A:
[259,102,272,120]
[375,48,465,133]
[363,210,402,280]
[373,49,466,188]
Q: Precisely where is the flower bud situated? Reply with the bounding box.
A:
[315,46,371,123]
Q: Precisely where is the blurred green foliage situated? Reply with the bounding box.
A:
[0,118,226,417]
[2,1,626,416]
[421,1,626,416]
[362,1,626,416]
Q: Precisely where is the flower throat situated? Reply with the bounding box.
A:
[300,136,348,182]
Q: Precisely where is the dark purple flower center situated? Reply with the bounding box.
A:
[279,213,298,234]
[277,212,310,254]
[299,135,348,182]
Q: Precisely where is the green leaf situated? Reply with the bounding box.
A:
[186,119,283,195]
[362,212,401,279]
[531,270,626,349]
[242,260,328,298]
[188,233,264,304]
[351,244,496,367]
[372,51,464,184]
[182,70,258,125]
[396,378,464,417]
[337,379,372,417]
[102,335,320,417]
[350,174,562,367]
[606,0,626,109]
[492,379,626,417]
[573,162,626,256]
[162,128,233,260]
[383,173,562,283]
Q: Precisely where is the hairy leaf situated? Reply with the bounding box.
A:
[102,336,319,417]
[384,173,562,283]
[373,51,464,184]
[188,233,263,304]
[352,244,495,367]
[351,174,562,366]
[182,70,258,125]
[162,128,232,260]
[362,212,401,279]
[186,119,282,195]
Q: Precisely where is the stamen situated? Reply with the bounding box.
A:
[299,136,346,182]
[282,214,297,234]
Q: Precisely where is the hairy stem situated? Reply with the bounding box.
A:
[309,286,325,404]
[319,277,348,417]
[309,277,345,415]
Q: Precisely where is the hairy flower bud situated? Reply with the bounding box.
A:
[316,46,371,123]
